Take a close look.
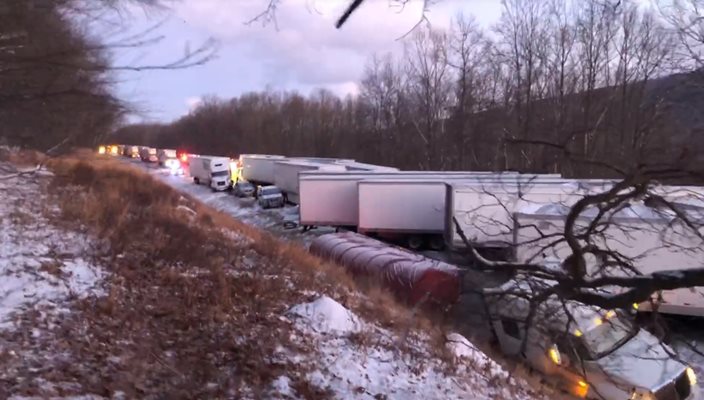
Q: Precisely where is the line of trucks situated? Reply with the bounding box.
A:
[101,145,704,399]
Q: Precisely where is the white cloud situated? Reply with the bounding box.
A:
[109,0,503,121]
[169,0,482,87]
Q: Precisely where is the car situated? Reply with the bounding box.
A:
[233,181,255,197]
[257,185,284,209]
[282,213,299,229]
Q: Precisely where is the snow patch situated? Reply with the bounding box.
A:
[268,375,294,397]
[0,171,104,330]
[288,295,360,335]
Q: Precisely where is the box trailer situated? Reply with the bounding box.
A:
[513,203,704,317]
[358,176,598,250]
[189,155,232,191]
[298,172,519,230]
[139,147,158,163]
[444,181,611,250]
[358,180,449,249]
[273,160,347,204]
[240,154,285,185]
[299,172,566,231]
[334,160,399,172]
[289,157,355,164]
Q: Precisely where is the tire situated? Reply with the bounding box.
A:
[193,177,200,185]
[428,235,445,251]
[407,235,424,250]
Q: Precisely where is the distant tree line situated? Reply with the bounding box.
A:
[113,0,704,181]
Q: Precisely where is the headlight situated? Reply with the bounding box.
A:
[687,367,697,385]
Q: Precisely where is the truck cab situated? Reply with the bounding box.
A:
[485,276,698,399]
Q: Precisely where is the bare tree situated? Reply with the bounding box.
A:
[404,26,453,169]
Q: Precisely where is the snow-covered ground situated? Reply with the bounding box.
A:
[278,295,542,399]
[0,163,106,397]
[0,167,104,328]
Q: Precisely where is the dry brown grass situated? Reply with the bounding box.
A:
[0,148,47,166]
[41,154,456,397]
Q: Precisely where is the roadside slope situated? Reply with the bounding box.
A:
[1,155,543,399]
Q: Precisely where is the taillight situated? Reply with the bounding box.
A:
[180,154,188,162]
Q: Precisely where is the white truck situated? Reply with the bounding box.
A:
[334,160,399,172]
[189,156,232,191]
[444,180,612,250]
[358,180,450,250]
[273,160,347,204]
[486,276,698,400]
[359,176,585,250]
[512,202,704,317]
[157,149,177,166]
[139,147,158,163]
[240,154,285,186]
[298,172,517,231]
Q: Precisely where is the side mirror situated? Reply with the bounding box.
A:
[548,344,562,365]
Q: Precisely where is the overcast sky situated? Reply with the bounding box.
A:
[107,0,503,122]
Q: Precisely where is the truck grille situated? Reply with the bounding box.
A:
[654,372,691,400]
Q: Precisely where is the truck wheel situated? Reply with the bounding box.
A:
[407,236,424,250]
[428,236,445,251]
[193,177,200,185]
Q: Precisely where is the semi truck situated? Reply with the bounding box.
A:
[157,149,177,166]
[239,154,285,186]
[512,201,704,317]
[334,160,399,172]
[359,176,594,251]
[443,180,611,250]
[357,180,450,250]
[298,171,525,231]
[273,160,347,204]
[139,147,158,163]
[189,156,232,191]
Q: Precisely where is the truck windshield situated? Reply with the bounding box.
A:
[580,313,636,360]
[212,170,229,177]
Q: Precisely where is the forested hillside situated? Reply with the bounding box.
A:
[112,0,704,180]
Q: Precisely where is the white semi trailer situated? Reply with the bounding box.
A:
[273,160,347,204]
[513,202,704,317]
[240,154,286,186]
[358,180,449,249]
[298,171,522,230]
[444,180,612,250]
[359,176,597,250]
[334,160,399,172]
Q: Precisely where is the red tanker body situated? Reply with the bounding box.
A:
[309,232,461,307]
